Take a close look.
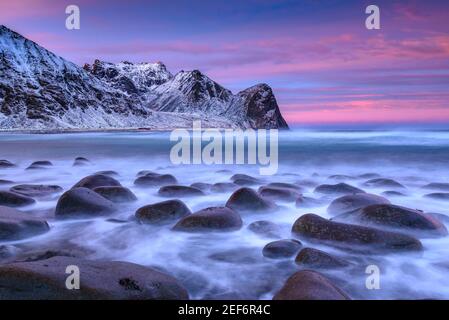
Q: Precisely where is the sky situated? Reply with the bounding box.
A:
[1,0,449,127]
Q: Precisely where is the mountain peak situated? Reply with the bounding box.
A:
[0,25,288,130]
[84,59,173,93]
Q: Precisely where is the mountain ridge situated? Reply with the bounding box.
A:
[0,25,288,130]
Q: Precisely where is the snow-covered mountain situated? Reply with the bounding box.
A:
[0,25,288,130]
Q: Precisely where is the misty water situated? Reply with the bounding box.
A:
[1,130,449,299]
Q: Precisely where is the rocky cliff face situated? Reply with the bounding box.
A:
[0,25,288,130]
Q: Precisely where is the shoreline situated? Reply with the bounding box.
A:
[0,128,174,134]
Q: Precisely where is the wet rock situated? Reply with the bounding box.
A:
[11,243,94,263]
[136,200,191,224]
[295,248,349,269]
[427,212,449,224]
[0,179,14,185]
[211,182,238,193]
[258,186,300,202]
[134,174,177,187]
[0,256,189,299]
[10,184,63,198]
[173,207,242,232]
[94,170,119,177]
[328,175,355,181]
[273,270,350,300]
[338,204,448,237]
[424,193,449,201]
[382,191,406,197]
[55,187,117,219]
[292,214,422,251]
[26,161,53,170]
[230,174,262,186]
[73,157,90,166]
[0,206,49,241]
[0,191,36,207]
[136,170,156,177]
[422,183,449,192]
[158,185,204,197]
[357,173,381,179]
[0,160,15,168]
[327,193,390,216]
[248,220,282,239]
[226,187,276,212]
[314,183,365,196]
[266,182,303,191]
[295,196,323,208]
[72,174,122,190]
[363,178,405,189]
[93,186,137,203]
[262,239,302,259]
[190,182,212,191]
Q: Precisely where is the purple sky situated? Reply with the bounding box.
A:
[2,0,449,126]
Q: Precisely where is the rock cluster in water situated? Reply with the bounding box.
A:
[1,158,449,300]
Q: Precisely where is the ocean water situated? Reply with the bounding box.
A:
[1,130,449,299]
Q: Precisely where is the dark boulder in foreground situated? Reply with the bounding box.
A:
[0,256,189,300]
[327,193,390,216]
[72,174,122,190]
[258,186,300,202]
[226,187,276,212]
[337,204,448,237]
[363,178,405,189]
[0,160,15,168]
[10,184,63,198]
[0,191,35,207]
[295,248,349,269]
[0,206,49,241]
[314,183,365,196]
[262,239,302,259]
[55,187,117,219]
[248,220,282,239]
[158,185,205,197]
[424,193,449,201]
[26,161,53,170]
[292,214,422,251]
[273,270,350,300]
[134,173,177,187]
[93,186,137,203]
[173,207,242,232]
[136,200,191,225]
[73,157,90,167]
